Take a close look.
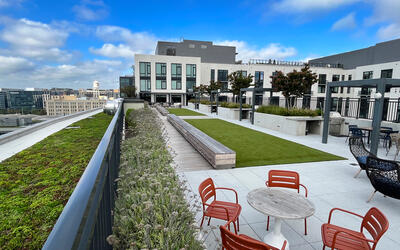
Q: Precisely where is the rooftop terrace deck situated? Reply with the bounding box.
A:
[174,107,400,249]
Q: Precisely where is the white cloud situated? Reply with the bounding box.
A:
[272,0,360,13]
[0,0,23,8]
[377,23,400,40]
[0,18,72,61]
[90,44,136,59]
[0,55,34,74]
[215,40,297,62]
[331,12,357,31]
[72,0,108,21]
[95,26,157,52]
[90,26,158,59]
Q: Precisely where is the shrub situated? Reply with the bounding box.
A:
[109,108,203,249]
[219,102,251,109]
[256,105,321,117]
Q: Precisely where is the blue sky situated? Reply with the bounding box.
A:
[0,0,399,89]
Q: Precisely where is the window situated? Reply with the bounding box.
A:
[381,69,393,79]
[332,75,340,81]
[166,47,176,56]
[363,71,373,79]
[140,79,151,91]
[171,80,181,90]
[187,80,196,92]
[171,63,182,77]
[156,80,167,89]
[139,62,151,77]
[318,74,326,93]
[186,64,196,77]
[211,69,215,82]
[201,45,207,49]
[218,70,228,82]
[238,70,247,77]
[189,44,195,48]
[156,63,166,76]
[341,75,345,81]
[348,75,352,81]
[255,71,264,88]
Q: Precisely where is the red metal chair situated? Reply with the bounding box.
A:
[321,207,389,250]
[265,170,309,235]
[220,221,287,250]
[198,178,241,233]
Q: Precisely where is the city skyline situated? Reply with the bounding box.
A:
[0,0,399,89]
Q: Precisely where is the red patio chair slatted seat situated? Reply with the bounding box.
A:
[265,170,309,235]
[198,178,242,233]
[321,207,389,250]
[220,221,287,250]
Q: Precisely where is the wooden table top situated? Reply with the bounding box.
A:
[247,187,315,220]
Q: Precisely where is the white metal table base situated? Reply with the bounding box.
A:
[263,217,289,250]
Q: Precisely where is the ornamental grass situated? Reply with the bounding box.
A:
[108,107,204,249]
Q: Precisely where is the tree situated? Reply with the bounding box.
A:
[193,84,209,96]
[271,64,317,108]
[228,71,254,102]
[121,85,137,98]
[206,80,223,95]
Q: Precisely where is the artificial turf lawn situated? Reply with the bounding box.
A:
[167,108,205,116]
[0,112,112,249]
[185,119,346,167]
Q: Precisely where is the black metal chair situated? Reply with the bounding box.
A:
[345,125,358,143]
[349,137,373,178]
[366,156,400,202]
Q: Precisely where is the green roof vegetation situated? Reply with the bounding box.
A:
[109,108,202,249]
[167,108,205,116]
[0,112,112,249]
[185,119,345,167]
[256,105,322,117]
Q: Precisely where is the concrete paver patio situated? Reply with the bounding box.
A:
[169,108,400,250]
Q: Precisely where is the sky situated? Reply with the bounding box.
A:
[0,0,399,90]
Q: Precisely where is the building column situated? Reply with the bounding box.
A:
[322,84,332,144]
[370,81,386,156]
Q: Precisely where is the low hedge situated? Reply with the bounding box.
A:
[108,108,203,249]
[256,105,321,117]
[219,102,251,109]
[0,113,112,249]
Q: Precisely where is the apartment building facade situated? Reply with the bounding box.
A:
[134,39,400,106]
[46,99,106,116]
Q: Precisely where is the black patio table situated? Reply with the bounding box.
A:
[359,127,399,145]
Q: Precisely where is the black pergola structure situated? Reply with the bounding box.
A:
[239,87,274,124]
[193,91,202,110]
[322,78,400,156]
[210,90,232,115]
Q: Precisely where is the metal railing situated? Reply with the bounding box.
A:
[43,104,123,250]
[248,59,343,68]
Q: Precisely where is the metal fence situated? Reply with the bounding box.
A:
[43,104,123,250]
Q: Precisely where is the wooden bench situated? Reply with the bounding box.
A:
[167,114,236,169]
[155,104,169,116]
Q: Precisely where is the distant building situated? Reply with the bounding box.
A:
[0,114,33,127]
[0,92,6,110]
[45,99,106,116]
[156,40,236,64]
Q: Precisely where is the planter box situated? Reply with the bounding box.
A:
[218,107,252,120]
[254,112,323,136]
[187,102,195,109]
[199,104,211,113]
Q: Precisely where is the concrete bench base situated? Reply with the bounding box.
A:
[167,114,236,169]
[155,104,169,116]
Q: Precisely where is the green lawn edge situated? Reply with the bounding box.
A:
[185,119,346,167]
[167,108,205,116]
[0,112,112,249]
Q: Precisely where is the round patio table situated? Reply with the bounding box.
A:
[247,187,315,249]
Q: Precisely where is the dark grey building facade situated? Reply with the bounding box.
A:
[155,39,236,64]
[309,38,400,69]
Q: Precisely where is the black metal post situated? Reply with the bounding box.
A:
[322,84,332,144]
[370,81,386,156]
